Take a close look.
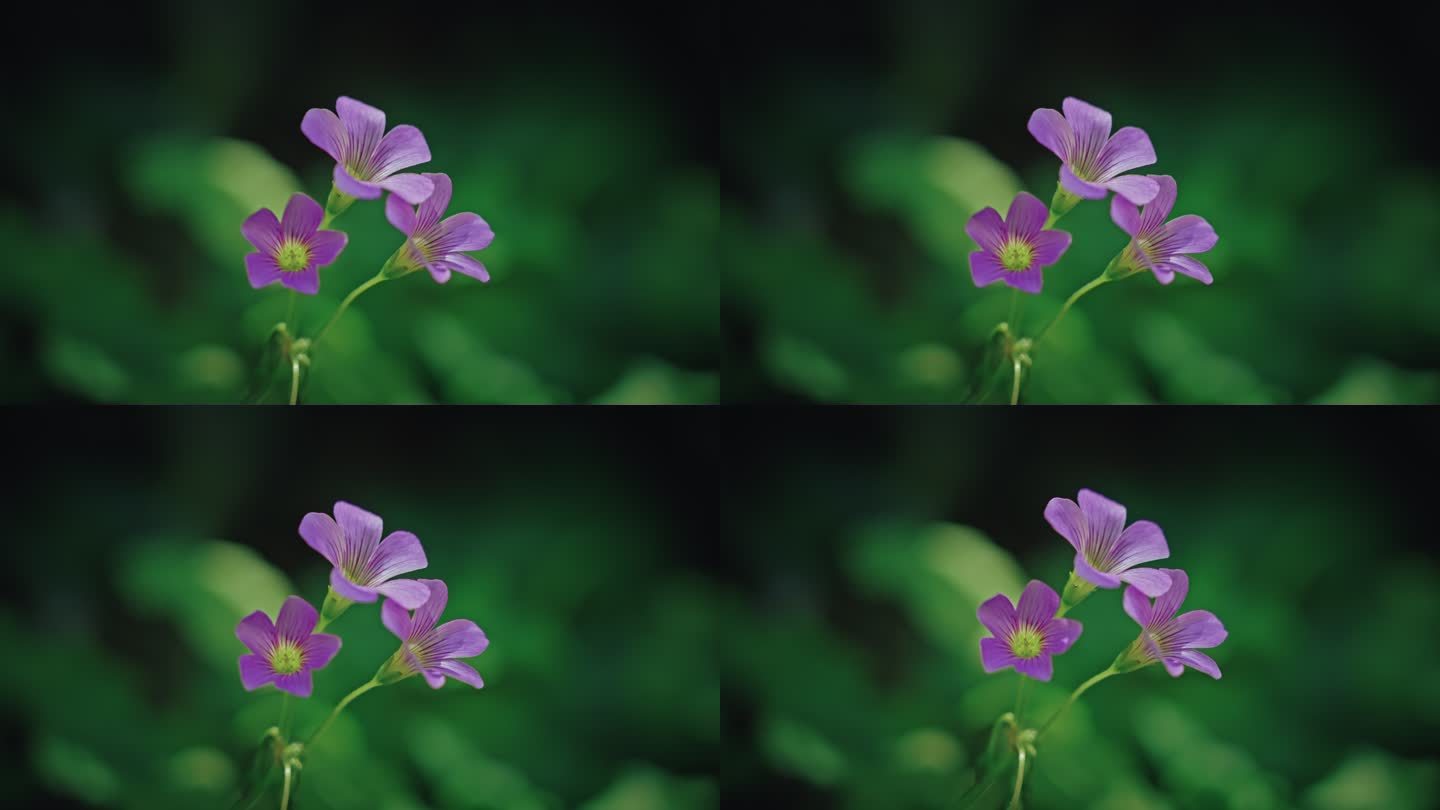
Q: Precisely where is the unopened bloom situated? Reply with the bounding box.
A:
[977,580,1082,681]
[1118,569,1227,678]
[1109,175,1218,285]
[300,501,431,610]
[966,192,1071,294]
[380,579,489,689]
[1028,97,1159,205]
[236,596,342,697]
[384,173,494,283]
[1046,489,1172,602]
[301,96,435,204]
[241,194,348,294]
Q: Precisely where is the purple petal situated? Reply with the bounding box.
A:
[1005,193,1048,240]
[427,213,493,256]
[245,253,283,290]
[1012,654,1054,681]
[1016,581,1060,627]
[1148,569,1189,626]
[241,208,282,254]
[281,194,323,241]
[336,96,386,163]
[415,173,453,233]
[376,579,431,610]
[377,173,436,205]
[301,108,346,163]
[1073,554,1123,589]
[969,251,1006,288]
[330,568,380,603]
[334,501,383,562]
[1171,610,1228,649]
[382,598,412,640]
[1062,97,1113,159]
[303,633,342,670]
[964,207,1005,253]
[979,637,1017,673]
[385,194,416,236]
[1030,230,1070,267]
[1123,586,1152,627]
[976,593,1017,639]
[1004,265,1043,294]
[333,164,384,200]
[1110,195,1141,237]
[1166,256,1213,284]
[236,611,277,656]
[239,654,276,690]
[1112,521,1169,569]
[1027,107,1071,161]
[274,671,314,698]
[1151,266,1177,285]
[429,619,489,660]
[410,579,449,636]
[281,265,320,295]
[298,512,343,567]
[370,531,428,581]
[1077,489,1127,546]
[1139,175,1178,233]
[1044,498,1085,553]
[371,125,431,178]
[1119,568,1173,598]
[1174,650,1222,679]
[1162,657,1185,677]
[1105,175,1160,205]
[421,668,447,689]
[1044,618,1083,655]
[308,230,347,267]
[275,596,318,643]
[436,659,485,689]
[1060,165,1108,200]
[424,259,452,284]
[1096,127,1156,179]
[1159,215,1219,255]
[441,253,491,282]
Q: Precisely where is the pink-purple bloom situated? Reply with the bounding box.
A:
[1121,569,1228,678]
[977,580,1082,681]
[966,192,1071,294]
[236,596,342,697]
[1046,489,1172,597]
[382,579,489,689]
[302,96,435,205]
[1110,175,1219,285]
[241,193,348,294]
[384,173,494,283]
[299,501,431,609]
[1028,97,1159,205]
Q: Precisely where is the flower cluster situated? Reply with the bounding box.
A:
[236,500,489,699]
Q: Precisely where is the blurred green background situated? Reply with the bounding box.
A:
[1,4,716,403]
[724,410,1440,808]
[720,4,1440,402]
[0,412,717,808]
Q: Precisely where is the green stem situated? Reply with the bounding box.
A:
[1006,288,1019,332]
[284,291,296,332]
[1037,667,1117,740]
[310,274,387,350]
[305,679,381,749]
[1008,746,1028,809]
[279,760,293,810]
[288,357,301,406]
[1034,275,1108,347]
[1009,357,1024,405]
[1014,676,1028,727]
[278,694,293,741]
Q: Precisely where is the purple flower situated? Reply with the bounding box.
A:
[301,96,435,204]
[1028,97,1159,205]
[381,579,489,689]
[384,173,494,284]
[1046,489,1172,597]
[299,501,431,609]
[1110,175,1219,285]
[236,596,342,697]
[977,580,1082,681]
[966,192,1072,294]
[241,194,348,294]
[1121,569,1228,678]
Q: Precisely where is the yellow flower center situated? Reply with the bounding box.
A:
[271,642,304,675]
[276,240,311,272]
[1000,239,1034,272]
[1010,626,1045,659]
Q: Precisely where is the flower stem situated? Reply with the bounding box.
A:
[284,291,296,332]
[305,679,382,749]
[1009,357,1024,405]
[278,694,293,741]
[1014,675,1028,726]
[1037,666,1117,740]
[311,274,388,351]
[1033,275,1109,347]
[288,356,302,405]
[1008,746,1028,809]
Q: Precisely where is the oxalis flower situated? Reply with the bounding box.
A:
[379,579,489,689]
[977,580,1082,681]
[1028,97,1159,206]
[302,96,435,205]
[966,192,1071,294]
[1108,175,1219,285]
[1117,569,1228,678]
[236,596,342,697]
[300,501,431,611]
[241,193,347,294]
[1046,489,1172,610]
[384,173,494,283]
